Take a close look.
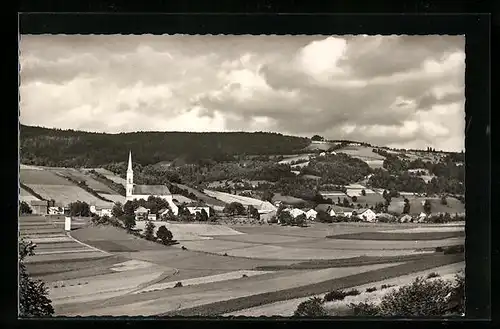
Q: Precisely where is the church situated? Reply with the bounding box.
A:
[126,152,179,215]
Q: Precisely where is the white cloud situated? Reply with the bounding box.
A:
[19,34,465,151]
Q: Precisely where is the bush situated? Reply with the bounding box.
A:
[380,284,395,290]
[144,220,156,241]
[435,246,444,253]
[294,297,327,317]
[19,239,54,317]
[349,302,380,316]
[377,276,454,316]
[156,225,174,245]
[366,287,378,293]
[427,272,441,279]
[324,288,359,302]
[122,215,136,232]
[242,274,248,278]
[174,282,183,288]
[19,201,33,215]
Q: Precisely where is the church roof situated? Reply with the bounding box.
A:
[132,184,171,196]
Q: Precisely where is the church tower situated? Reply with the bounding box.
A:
[126,151,134,200]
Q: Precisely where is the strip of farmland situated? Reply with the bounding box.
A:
[161,253,463,316]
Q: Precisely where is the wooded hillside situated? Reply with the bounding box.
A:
[20,125,310,167]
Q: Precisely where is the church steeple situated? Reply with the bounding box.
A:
[126,151,134,200]
[127,151,133,171]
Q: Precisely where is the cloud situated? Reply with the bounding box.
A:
[19,34,465,151]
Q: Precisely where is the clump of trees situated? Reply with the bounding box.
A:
[223,202,246,216]
[294,297,327,317]
[156,225,175,245]
[19,201,33,215]
[19,239,54,317]
[68,201,91,217]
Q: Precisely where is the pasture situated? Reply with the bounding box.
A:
[86,168,127,186]
[48,168,118,195]
[20,169,73,186]
[337,146,386,161]
[30,216,465,317]
[25,184,113,207]
[171,183,226,207]
[272,193,308,205]
[387,196,465,215]
[204,189,269,208]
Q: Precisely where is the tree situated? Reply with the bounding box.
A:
[19,239,54,317]
[156,225,174,245]
[351,195,358,202]
[316,209,332,223]
[20,201,32,215]
[374,202,384,213]
[122,215,136,232]
[378,276,454,316]
[278,210,293,225]
[224,202,246,216]
[294,297,327,317]
[403,198,410,214]
[68,201,90,217]
[262,190,274,202]
[112,202,124,218]
[342,197,350,208]
[123,201,136,216]
[423,199,432,215]
[200,209,209,221]
[440,195,448,205]
[361,189,366,196]
[144,220,155,241]
[294,213,307,227]
[311,135,324,142]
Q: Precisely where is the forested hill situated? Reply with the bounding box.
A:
[20,125,311,167]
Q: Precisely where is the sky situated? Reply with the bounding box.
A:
[19,34,465,152]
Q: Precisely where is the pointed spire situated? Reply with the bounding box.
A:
[128,151,133,171]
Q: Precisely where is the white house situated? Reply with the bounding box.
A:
[48,206,64,215]
[147,213,157,221]
[357,209,377,222]
[285,208,306,218]
[134,206,149,220]
[319,152,326,157]
[343,211,353,218]
[418,212,428,223]
[305,209,318,220]
[186,202,211,216]
[95,206,113,217]
[400,214,413,223]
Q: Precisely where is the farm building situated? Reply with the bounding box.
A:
[48,206,65,215]
[147,213,157,221]
[305,209,317,220]
[126,152,179,215]
[399,214,413,223]
[134,206,149,220]
[284,208,306,218]
[92,205,113,217]
[29,200,48,215]
[355,209,377,222]
[186,202,211,216]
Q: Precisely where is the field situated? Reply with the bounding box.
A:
[272,193,308,205]
[26,184,113,207]
[25,205,465,317]
[204,189,272,208]
[387,196,465,215]
[171,183,226,207]
[82,168,127,186]
[20,169,74,186]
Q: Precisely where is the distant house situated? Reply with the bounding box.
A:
[418,212,428,223]
[48,203,65,215]
[357,209,377,222]
[315,204,352,218]
[284,208,306,218]
[319,152,326,157]
[147,213,157,221]
[400,214,413,223]
[186,202,211,216]
[305,209,318,220]
[134,206,149,220]
[29,200,47,215]
[94,206,113,217]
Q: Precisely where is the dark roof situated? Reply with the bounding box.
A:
[315,204,352,213]
[132,185,171,195]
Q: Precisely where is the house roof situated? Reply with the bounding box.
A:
[132,185,171,196]
[315,204,353,213]
[134,206,149,213]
